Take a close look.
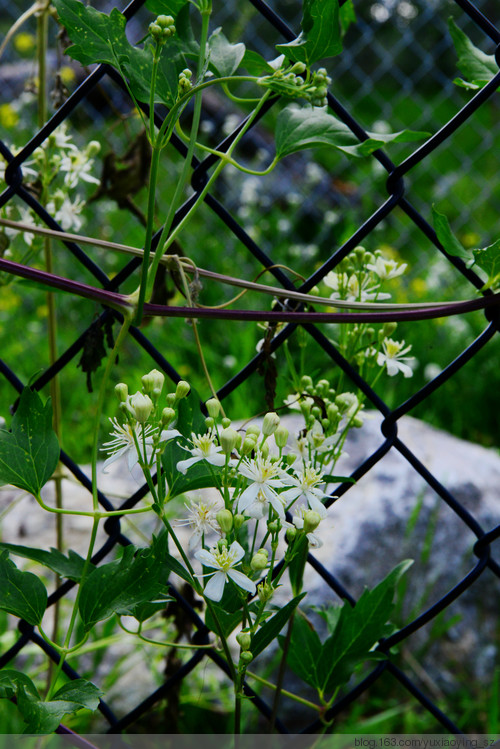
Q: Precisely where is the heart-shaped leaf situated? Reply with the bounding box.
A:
[0,552,47,625]
[0,386,59,497]
[276,0,342,65]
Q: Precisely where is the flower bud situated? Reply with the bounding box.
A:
[239,650,253,664]
[166,393,176,407]
[218,538,228,551]
[260,441,269,459]
[205,416,215,430]
[206,398,221,418]
[161,407,175,427]
[267,520,280,534]
[233,513,245,531]
[352,415,364,428]
[286,526,297,542]
[257,581,273,603]
[290,61,307,75]
[142,368,165,395]
[216,509,233,534]
[286,453,296,466]
[114,382,128,403]
[175,380,190,400]
[246,425,260,439]
[250,551,268,571]
[128,391,153,423]
[274,425,289,449]
[241,437,256,456]
[303,510,322,534]
[300,375,313,390]
[220,427,238,455]
[221,417,231,429]
[236,631,252,651]
[327,403,339,422]
[86,140,101,157]
[335,392,358,414]
[382,322,398,338]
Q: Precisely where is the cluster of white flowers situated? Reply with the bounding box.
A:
[1,123,100,259]
[102,378,337,605]
[322,245,416,379]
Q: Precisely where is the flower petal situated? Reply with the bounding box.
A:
[176,455,202,475]
[227,569,256,595]
[194,548,219,568]
[204,571,226,601]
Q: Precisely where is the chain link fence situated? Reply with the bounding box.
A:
[0,0,500,736]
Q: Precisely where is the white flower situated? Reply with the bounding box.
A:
[101,418,154,473]
[60,149,100,189]
[324,271,390,302]
[280,464,330,518]
[377,338,415,378]
[176,431,225,474]
[101,418,179,473]
[366,256,407,280]
[195,541,256,602]
[47,193,85,232]
[237,453,287,518]
[176,498,221,552]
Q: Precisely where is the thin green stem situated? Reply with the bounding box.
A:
[133,143,162,325]
[246,670,321,712]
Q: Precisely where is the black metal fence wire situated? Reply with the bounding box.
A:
[0,0,500,735]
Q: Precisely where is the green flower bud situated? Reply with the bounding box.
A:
[166,393,176,407]
[257,581,273,603]
[239,650,253,664]
[267,519,280,534]
[286,526,297,542]
[286,453,296,466]
[335,392,358,413]
[218,538,228,551]
[141,368,165,395]
[274,425,289,448]
[233,513,245,531]
[311,406,321,419]
[321,418,330,430]
[206,398,221,418]
[86,140,101,157]
[250,551,268,571]
[236,631,252,651]
[114,382,128,403]
[175,380,190,400]
[246,425,260,438]
[161,407,175,426]
[290,61,307,75]
[241,437,256,456]
[382,322,398,338]
[327,403,339,423]
[221,417,231,429]
[220,427,238,455]
[260,441,269,459]
[317,379,330,395]
[352,415,364,428]
[300,375,313,390]
[303,510,322,534]
[205,416,215,430]
[216,509,233,534]
[157,14,174,28]
[128,391,153,424]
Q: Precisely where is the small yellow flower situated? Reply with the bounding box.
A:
[0,104,19,129]
[59,66,76,86]
[14,32,35,54]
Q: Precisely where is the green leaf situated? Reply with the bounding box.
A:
[251,593,305,658]
[205,603,243,639]
[0,386,59,496]
[16,678,102,734]
[317,560,413,695]
[0,543,89,581]
[0,552,47,625]
[146,0,186,18]
[275,106,428,160]
[448,18,498,90]
[431,205,470,261]
[53,0,181,108]
[78,533,181,630]
[208,28,245,77]
[0,670,39,701]
[280,612,322,689]
[287,534,309,596]
[130,595,174,623]
[53,0,127,67]
[276,0,342,65]
[339,0,356,36]
[472,239,500,290]
[241,50,275,76]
